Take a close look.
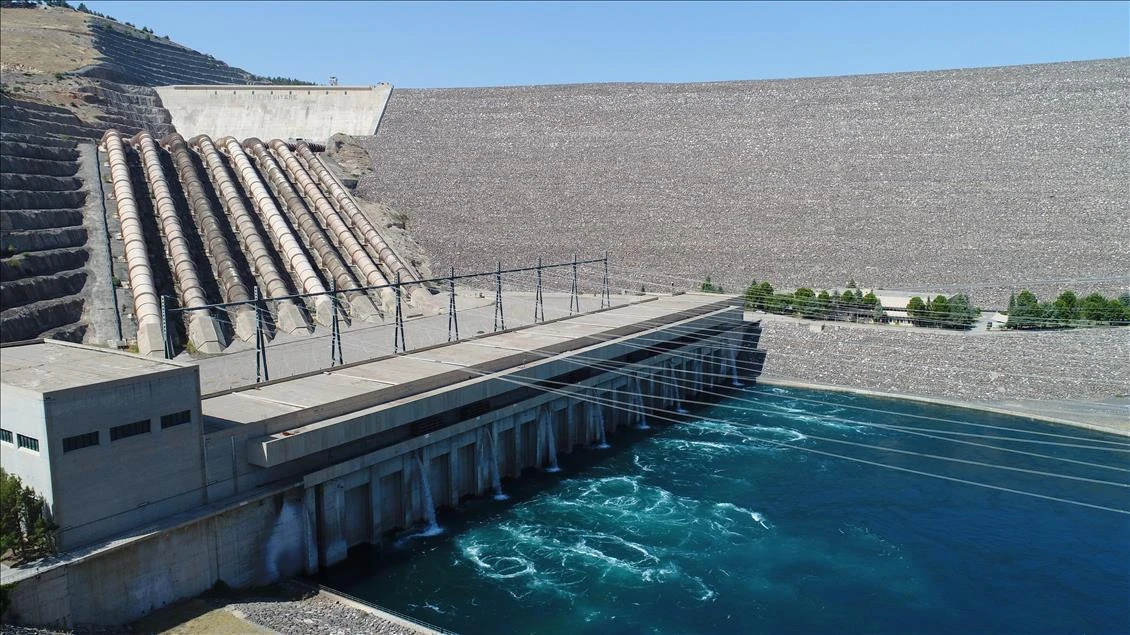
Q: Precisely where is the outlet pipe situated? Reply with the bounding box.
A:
[101,129,162,356]
[268,139,396,315]
[295,142,432,310]
[244,138,378,322]
[218,136,333,327]
[162,132,256,341]
[190,134,307,334]
[133,131,224,354]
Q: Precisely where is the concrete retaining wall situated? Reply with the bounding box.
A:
[154,85,392,143]
[5,486,302,628]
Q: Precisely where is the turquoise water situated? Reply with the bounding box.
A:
[321,386,1130,634]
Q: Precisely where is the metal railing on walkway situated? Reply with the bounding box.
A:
[160,254,614,385]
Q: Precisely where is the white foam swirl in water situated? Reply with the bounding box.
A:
[653,421,804,460]
[762,401,869,433]
[633,454,655,472]
[453,475,742,603]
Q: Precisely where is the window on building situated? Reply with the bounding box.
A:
[110,419,151,441]
[161,410,192,429]
[0,428,12,445]
[62,431,100,453]
[16,434,39,452]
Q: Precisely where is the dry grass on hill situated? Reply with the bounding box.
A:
[0,6,96,75]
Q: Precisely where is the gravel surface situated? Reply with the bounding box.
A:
[230,593,428,635]
[361,59,1130,307]
[758,317,1130,404]
[0,593,430,635]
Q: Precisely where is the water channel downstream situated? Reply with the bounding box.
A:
[321,386,1130,634]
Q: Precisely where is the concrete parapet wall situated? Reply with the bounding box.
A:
[155,85,393,143]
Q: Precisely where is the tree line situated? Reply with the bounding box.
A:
[1005,290,1130,329]
[906,294,980,329]
[741,279,888,323]
[699,277,986,330]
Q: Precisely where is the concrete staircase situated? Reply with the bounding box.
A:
[0,133,89,343]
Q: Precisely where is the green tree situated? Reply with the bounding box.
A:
[1115,294,1130,324]
[930,295,950,327]
[947,294,979,329]
[0,469,56,561]
[862,292,884,322]
[1079,293,1109,322]
[701,276,723,294]
[816,290,832,319]
[757,282,774,305]
[743,280,761,309]
[1006,290,1043,329]
[0,470,21,557]
[1048,290,1079,327]
[793,288,817,318]
[906,296,927,326]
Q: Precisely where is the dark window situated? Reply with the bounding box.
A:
[16,434,39,452]
[62,431,100,453]
[110,419,151,441]
[0,428,12,444]
[161,410,192,429]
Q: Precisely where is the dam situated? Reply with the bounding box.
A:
[1,6,1126,632]
[0,292,767,627]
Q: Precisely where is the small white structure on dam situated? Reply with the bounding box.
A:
[154,84,393,143]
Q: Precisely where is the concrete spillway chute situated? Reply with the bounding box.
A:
[100,130,163,356]
[132,132,225,354]
[244,138,380,323]
[189,134,307,334]
[218,136,334,327]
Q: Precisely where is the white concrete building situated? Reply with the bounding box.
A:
[0,341,204,550]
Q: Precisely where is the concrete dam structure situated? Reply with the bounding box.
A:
[1,293,766,627]
[0,8,773,631]
[155,84,394,143]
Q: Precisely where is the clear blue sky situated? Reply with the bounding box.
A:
[82,1,1129,88]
